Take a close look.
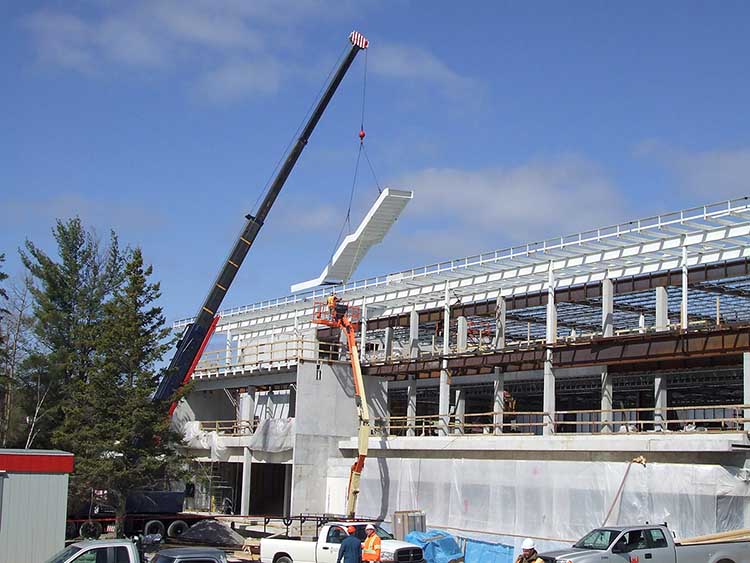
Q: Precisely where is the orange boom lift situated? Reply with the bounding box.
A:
[313,297,369,518]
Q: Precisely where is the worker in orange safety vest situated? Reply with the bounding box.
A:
[362,524,381,562]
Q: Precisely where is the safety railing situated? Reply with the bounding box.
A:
[198,419,259,435]
[193,337,348,377]
[371,404,750,437]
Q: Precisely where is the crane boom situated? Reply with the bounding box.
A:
[155,32,369,403]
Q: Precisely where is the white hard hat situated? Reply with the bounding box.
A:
[366,524,376,531]
[522,538,535,550]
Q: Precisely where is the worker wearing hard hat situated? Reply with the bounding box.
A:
[336,526,362,563]
[362,524,382,562]
[515,538,543,563]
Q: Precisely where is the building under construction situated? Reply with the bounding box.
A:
[172,196,750,551]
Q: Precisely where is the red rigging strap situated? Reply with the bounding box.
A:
[168,315,221,417]
[350,31,369,49]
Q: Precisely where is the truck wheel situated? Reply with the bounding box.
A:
[79,520,103,539]
[167,519,189,538]
[144,519,166,537]
[65,521,78,539]
[276,555,293,563]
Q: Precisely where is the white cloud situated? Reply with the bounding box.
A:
[196,59,282,102]
[637,141,750,201]
[371,42,477,97]
[388,155,627,260]
[22,1,304,100]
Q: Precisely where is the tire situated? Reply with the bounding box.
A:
[276,555,293,563]
[65,521,78,539]
[144,519,166,537]
[79,520,103,539]
[167,519,189,538]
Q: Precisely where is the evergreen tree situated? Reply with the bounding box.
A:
[20,218,123,447]
[56,248,184,536]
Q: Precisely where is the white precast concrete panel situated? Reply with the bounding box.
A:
[291,188,413,293]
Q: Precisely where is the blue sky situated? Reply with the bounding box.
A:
[2,0,750,324]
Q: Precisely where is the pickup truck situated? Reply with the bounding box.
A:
[43,539,228,563]
[260,522,425,563]
[539,525,750,563]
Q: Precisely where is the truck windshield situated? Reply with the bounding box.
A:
[573,529,620,550]
[349,525,394,541]
[44,546,82,563]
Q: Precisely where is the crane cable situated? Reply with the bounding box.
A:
[329,49,382,262]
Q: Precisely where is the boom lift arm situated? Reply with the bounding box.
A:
[155,31,369,403]
[313,298,370,518]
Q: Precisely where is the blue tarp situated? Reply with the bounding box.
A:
[405,530,464,563]
[463,538,514,563]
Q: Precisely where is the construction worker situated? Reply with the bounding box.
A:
[515,538,543,563]
[336,526,362,563]
[362,524,381,562]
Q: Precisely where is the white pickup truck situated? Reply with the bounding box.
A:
[44,538,229,563]
[539,525,750,563]
[260,522,424,563]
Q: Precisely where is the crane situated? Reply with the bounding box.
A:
[155,31,370,405]
[312,296,370,518]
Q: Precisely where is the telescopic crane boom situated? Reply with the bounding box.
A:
[155,31,369,403]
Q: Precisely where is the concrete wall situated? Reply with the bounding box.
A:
[291,361,387,514]
[173,388,235,431]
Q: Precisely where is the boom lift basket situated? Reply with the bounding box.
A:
[312,300,361,328]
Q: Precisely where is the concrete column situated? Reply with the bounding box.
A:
[360,303,368,363]
[457,316,468,352]
[601,369,613,433]
[543,266,557,436]
[654,285,669,431]
[454,389,465,434]
[601,278,614,433]
[654,374,668,432]
[639,313,646,333]
[655,286,669,331]
[744,352,750,432]
[239,388,256,433]
[240,447,252,515]
[493,367,505,435]
[493,296,507,349]
[406,376,417,437]
[439,285,451,436]
[384,326,394,361]
[681,246,689,330]
[716,296,721,326]
[226,331,233,366]
[409,309,420,358]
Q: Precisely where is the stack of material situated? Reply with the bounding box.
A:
[179,519,246,548]
[679,528,750,545]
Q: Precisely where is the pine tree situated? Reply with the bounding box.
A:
[56,248,184,536]
[20,218,123,447]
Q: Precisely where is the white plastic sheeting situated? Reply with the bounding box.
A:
[356,458,750,550]
[182,421,228,461]
[247,418,295,452]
